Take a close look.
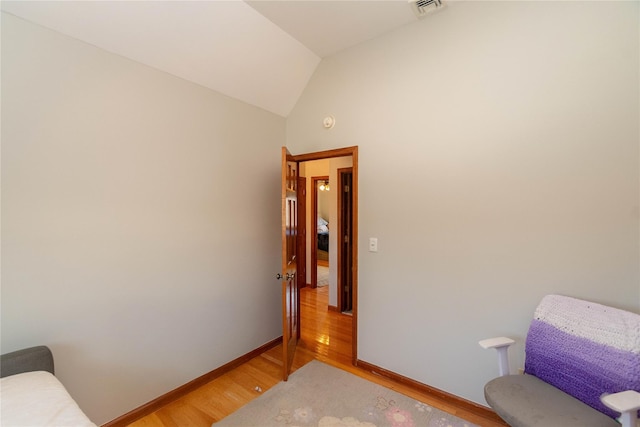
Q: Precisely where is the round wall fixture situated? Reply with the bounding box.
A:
[323,115,335,129]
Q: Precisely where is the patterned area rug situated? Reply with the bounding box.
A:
[212,360,478,427]
[317,265,329,287]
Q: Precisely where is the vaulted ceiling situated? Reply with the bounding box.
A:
[2,1,431,117]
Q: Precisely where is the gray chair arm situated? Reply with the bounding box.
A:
[479,336,515,376]
[1,346,54,378]
[601,390,640,427]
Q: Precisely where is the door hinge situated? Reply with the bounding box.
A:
[344,185,350,192]
[344,235,349,243]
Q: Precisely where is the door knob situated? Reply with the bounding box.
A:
[286,272,295,280]
[276,273,296,280]
[276,273,283,280]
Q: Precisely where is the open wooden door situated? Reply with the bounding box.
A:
[281,146,299,381]
[338,168,353,313]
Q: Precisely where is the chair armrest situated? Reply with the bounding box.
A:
[479,337,515,349]
[601,390,640,427]
[479,337,515,376]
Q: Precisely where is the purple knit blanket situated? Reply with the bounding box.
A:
[524,295,640,419]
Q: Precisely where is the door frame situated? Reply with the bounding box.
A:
[291,146,358,365]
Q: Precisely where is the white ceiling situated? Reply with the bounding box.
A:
[1,1,426,117]
[246,1,419,58]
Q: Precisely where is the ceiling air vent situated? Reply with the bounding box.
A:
[409,0,444,18]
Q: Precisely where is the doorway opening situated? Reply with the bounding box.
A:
[311,176,330,289]
[292,146,358,365]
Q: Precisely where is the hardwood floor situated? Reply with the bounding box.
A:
[126,286,506,427]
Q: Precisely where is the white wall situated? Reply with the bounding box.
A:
[318,188,330,222]
[1,13,283,424]
[287,1,639,406]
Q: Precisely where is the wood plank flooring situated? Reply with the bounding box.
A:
[126,286,505,427]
